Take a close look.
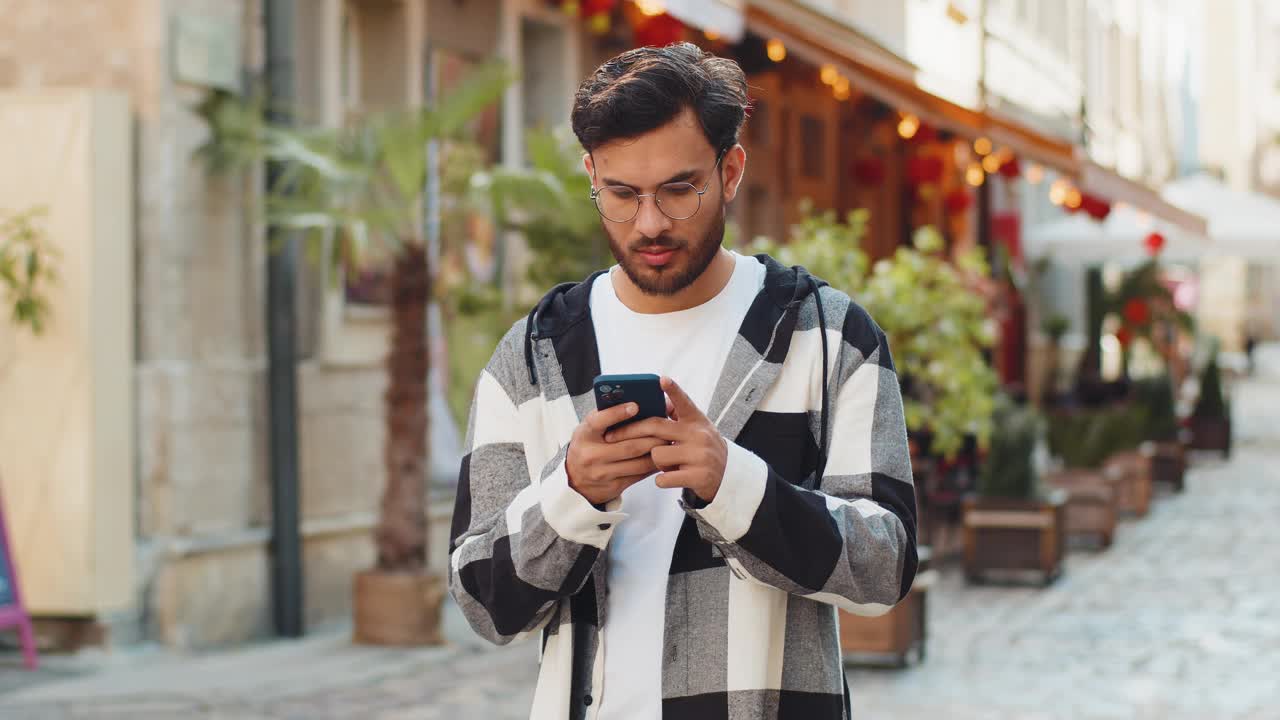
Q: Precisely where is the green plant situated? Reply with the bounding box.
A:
[0,206,59,334]
[1132,374,1178,442]
[196,61,511,573]
[1192,342,1228,420]
[1042,313,1069,344]
[976,398,1043,500]
[750,209,997,458]
[1048,402,1149,469]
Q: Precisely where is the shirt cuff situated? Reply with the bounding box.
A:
[539,456,627,550]
[689,441,768,543]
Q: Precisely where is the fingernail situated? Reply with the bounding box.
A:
[628,404,638,415]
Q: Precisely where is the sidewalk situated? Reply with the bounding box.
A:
[2,355,1279,719]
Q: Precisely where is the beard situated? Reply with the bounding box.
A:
[607,207,726,297]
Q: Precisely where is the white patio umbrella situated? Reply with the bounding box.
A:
[1161,174,1280,260]
[1025,203,1208,265]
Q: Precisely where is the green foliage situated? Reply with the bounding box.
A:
[1192,342,1228,419]
[976,398,1044,500]
[0,206,59,334]
[1047,402,1149,469]
[1042,313,1070,344]
[197,61,512,257]
[749,209,997,459]
[1132,374,1179,442]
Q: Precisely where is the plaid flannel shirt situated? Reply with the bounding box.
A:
[449,254,918,720]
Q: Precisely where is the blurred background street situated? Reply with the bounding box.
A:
[2,0,1279,718]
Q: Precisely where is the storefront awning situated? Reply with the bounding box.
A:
[664,0,746,43]
[1161,173,1280,259]
[743,0,1208,237]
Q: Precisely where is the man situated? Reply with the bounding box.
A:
[449,43,917,720]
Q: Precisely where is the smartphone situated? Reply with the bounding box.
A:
[593,373,667,432]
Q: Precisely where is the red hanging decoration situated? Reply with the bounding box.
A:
[634,12,685,47]
[1123,298,1151,326]
[1144,231,1165,256]
[910,122,939,145]
[998,156,1021,179]
[1115,326,1134,348]
[944,188,973,215]
[580,0,616,14]
[905,155,944,186]
[1081,194,1112,222]
[850,156,886,185]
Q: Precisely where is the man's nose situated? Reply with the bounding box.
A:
[633,194,672,239]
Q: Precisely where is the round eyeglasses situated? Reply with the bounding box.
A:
[590,151,725,223]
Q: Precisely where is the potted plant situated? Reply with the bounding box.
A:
[1040,313,1070,404]
[962,399,1067,585]
[0,207,58,334]
[197,63,510,645]
[1187,341,1232,457]
[1133,375,1185,492]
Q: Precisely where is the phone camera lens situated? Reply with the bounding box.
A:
[599,385,613,393]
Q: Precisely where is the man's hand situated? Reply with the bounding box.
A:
[604,376,727,503]
[566,401,668,506]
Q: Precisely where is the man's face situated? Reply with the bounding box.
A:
[584,109,745,296]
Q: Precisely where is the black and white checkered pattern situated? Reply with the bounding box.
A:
[449,254,917,720]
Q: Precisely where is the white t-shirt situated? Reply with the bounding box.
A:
[589,250,765,719]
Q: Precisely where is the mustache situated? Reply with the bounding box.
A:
[629,237,685,252]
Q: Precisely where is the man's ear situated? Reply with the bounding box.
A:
[583,152,595,181]
[721,144,747,204]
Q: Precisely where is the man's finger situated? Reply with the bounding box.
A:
[655,470,696,490]
[586,402,638,436]
[598,437,667,463]
[601,456,659,480]
[661,376,704,422]
[605,417,682,444]
[650,443,697,471]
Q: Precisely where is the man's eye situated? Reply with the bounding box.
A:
[605,187,636,199]
[661,184,695,196]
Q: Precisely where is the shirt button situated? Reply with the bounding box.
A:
[583,694,593,706]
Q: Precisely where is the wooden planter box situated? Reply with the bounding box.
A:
[1150,441,1186,493]
[1103,449,1153,517]
[1187,416,1232,457]
[962,489,1068,586]
[840,548,935,668]
[1043,468,1118,549]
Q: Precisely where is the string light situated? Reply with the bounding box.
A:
[833,82,851,101]
[1025,163,1044,184]
[704,29,721,41]
[966,162,986,187]
[973,137,993,155]
[637,0,666,17]
[897,113,921,140]
[1049,179,1069,205]
[766,39,787,62]
[1066,188,1083,209]
[820,64,839,85]
[981,154,1002,174]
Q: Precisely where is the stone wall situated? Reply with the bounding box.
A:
[1,0,394,649]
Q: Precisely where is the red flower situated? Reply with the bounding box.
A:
[998,156,1021,179]
[1123,298,1151,326]
[1116,326,1134,347]
[1144,231,1165,256]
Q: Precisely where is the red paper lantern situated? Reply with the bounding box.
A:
[1123,298,1151,326]
[905,155,944,185]
[850,156,886,185]
[1081,194,1112,222]
[1115,326,1134,347]
[1144,231,1165,256]
[944,188,973,215]
[634,12,685,47]
[910,123,939,144]
[998,156,1021,179]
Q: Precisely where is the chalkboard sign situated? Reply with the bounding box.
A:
[0,485,37,669]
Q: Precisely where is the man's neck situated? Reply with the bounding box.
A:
[612,248,736,315]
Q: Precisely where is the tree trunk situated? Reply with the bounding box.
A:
[376,242,430,572]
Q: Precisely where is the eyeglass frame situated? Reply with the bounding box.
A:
[588,148,728,223]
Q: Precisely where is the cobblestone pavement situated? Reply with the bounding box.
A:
[2,371,1278,720]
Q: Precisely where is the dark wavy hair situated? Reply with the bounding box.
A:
[571,43,750,155]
